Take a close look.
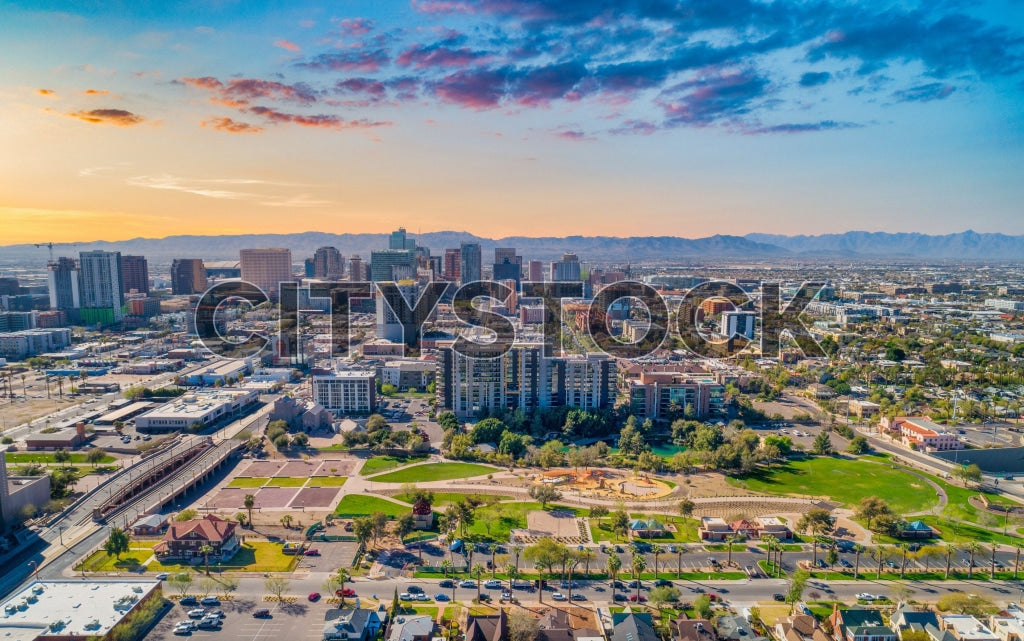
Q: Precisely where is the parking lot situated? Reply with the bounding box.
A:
[150,599,332,641]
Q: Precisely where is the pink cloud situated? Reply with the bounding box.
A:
[274,39,301,52]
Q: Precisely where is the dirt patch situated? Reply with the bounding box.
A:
[290,486,343,509]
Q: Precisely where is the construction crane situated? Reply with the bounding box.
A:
[34,242,77,262]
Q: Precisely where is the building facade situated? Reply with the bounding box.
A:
[313,370,377,414]
[171,258,208,295]
[120,255,149,294]
[240,248,293,301]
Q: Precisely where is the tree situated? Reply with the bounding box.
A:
[86,447,107,468]
[280,514,293,529]
[606,553,622,591]
[472,563,486,601]
[168,572,193,597]
[589,505,609,527]
[811,432,833,455]
[525,538,564,604]
[243,494,255,527]
[234,512,248,528]
[797,508,834,566]
[352,517,374,548]
[199,544,214,575]
[336,568,350,606]
[952,464,983,487]
[678,498,695,521]
[528,484,562,509]
[395,513,415,542]
[891,581,915,604]
[854,496,891,531]
[53,449,71,466]
[264,575,290,600]
[508,610,541,641]
[371,512,389,546]
[632,554,647,602]
[176,508,198,521]
[846,435,869,454]
[936,593,998,617]
[725,535,741,567]
[694,594,713,619]
[965,541,982,579]
[104,527,130,559]
[649,585,681,611]
[785,569,810,612]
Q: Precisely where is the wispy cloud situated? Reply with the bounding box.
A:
[892,82,956,103]
[274,39,301,52]
[37,88,57,97]
[126,174,256,199]
[201,117,264,133]
[68,108,146,126]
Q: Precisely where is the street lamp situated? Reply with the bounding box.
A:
[28,561,39,581]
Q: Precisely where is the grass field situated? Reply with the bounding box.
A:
[726,456,939,514]
[75,541,157,572]
[267,477,307,487]
[333,494,411,518]
[359,454,429,476]
[370,463,497,483]
[310,476,348,487]
[151,542,297,573]
[227,477,268,488]
[463,502,585,542]
[5,451,115,464]
[394,492,511,506]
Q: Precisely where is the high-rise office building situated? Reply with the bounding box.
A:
[312,246,344,279]
[349,255,367,281]
[493,259,521,286]
[240,248,293,301]
[47,257,81,311]
[459,242,482,283]
[442,249,461,282]
[79,250,123,325]
[494,248,520,266]
[551,253,581,282]
[120,255,149,294]
[389,227,416,251]
[375,281,431,345]
[370,249,415,282]
[171,259,208,295]
[528,260,544,282]
[720,310,756,340]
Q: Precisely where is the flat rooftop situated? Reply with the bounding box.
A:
[0,580,160,640]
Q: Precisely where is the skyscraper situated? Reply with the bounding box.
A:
[349,255,367,281]
[551,253,582,282]
[459,242,482,283]
[494,247,520,266]
[239,248,293,300]
[79,250,123,325]
[389,227,415,250]
[120,255,149,294]
[47,256,80,311]
[171,258,208,295]
[370,249,415,282]
[312,246,344,279]
[442,249,461,282]
[528,260,544,282]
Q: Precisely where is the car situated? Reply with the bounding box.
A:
[839,559,852,568]
[200,596,220,606]
[449,539,464,553]
[654,579,673,587]
[552,593,567,601]
[856,593,877,601]
[612,580,627,589]
[773,593,786,602]
[336,588,357,597]
[815,559,828,569]
[175,621,196,631]
[478,593,492,602]
[434,593,450,602]
[415,594,430,602]
[886,560,898,569]
[156,573,169,580]
[613,593,628,602]
[407,585,424,594]
[206,610,224,619]
[252,609,271,619]
[439,580,454,588]
[571,593,587,601]
[500,591,512,601]
[459,580,476,588]
[484,580,502,589]
[308,592,321,602]
[173,625,193,636]
[400,593,414,601]
[187,608,207,618]
[179,596,198,606]
[304,548,320,556]
[668,545,677,553]
[629,594,648,603]
[198,618,221,630]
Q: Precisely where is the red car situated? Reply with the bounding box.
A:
[304,549,320,556]
[629,594,648,602]
[335,588,356,598]
[308,592,321,602]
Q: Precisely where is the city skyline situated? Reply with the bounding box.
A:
[2,1,1023,244]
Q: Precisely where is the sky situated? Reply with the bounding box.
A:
[1,0,1023,244]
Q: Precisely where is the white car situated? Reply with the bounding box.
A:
[552,593,567,601]
[415,594,430,602]
[484,580,502,589]
[459,580,476,588]
[856,593,877,601]
[399,593,414,601]
[187,608,206,618]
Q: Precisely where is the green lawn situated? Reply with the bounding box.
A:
[310,476,348,487]
[75,541,157,572]
[589,516,697,544]
[727,456,938,514]
[227,477,268,488]
[359,454,429,476]
[463,502,585,543]
[6,451,115,464]
[267,477,307,487]
[394,492,511,506]
[333,494,411,518]
[370,463,497,483]
[918,515,1024,547]
[151,541,298,573]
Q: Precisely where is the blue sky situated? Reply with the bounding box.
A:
[1,0,1023,242]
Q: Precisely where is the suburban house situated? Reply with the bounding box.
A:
[941,616,999,641]
[153,514,239,562]
[890,606,956,641]
[611,613,660,641]
[988,613,1024,641]
[323,607,387,641]
[385,615,434,641]
[676,617,718,641]
[775,615,831,641]
[717,615,768,641]
[130,513,168,536]
[466,609,507,641]
[829,606,897,641]
[412,497,434,530]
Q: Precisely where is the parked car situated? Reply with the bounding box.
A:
[400,593,414,601]
[252,609,271,619]
[187,609,207,619]
[459,580,476,588]
[571,593,587,601]
[173,624,193,635]
[304,548,320,556]
[336,588,356,597]
[307,592,320,602]
[654,579,673,587]
[434,593,450,602]
[179,596,198,606]
[484,580,503,589]
[613,593,628,602]
[839,559,852,568]
[551,592,567,601]
[200,597,220,606]
[198,618,221,630]
[773,593,785,602]
[856,593,877,601]
[439,580,454,588]
[407,585,424,594]
[155,573,169,580]
[629,594,648,603]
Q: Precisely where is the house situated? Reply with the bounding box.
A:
[466,609,507,641]
[941,615,999,641]
[890,606,956,641]
[611,613,660,641]
[717,615,768,641]
[776,615,831,641]
[807,384,836,400]
[153,514,239,562]
[676,617,718,641]
[131,513,168,536]
[412,497,434,530]
[829,606,897,641]
[386,614,434,641]
[700,517,734,542]
[988,614,1024,641]
[323,607,386,641]
[630,518,668,539]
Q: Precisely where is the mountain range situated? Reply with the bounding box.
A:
[1,230,1022,266]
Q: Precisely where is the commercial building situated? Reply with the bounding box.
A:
[184,358,252,386]
[313,246,345,279]
[120,255,149,294]
[79,250,124,326]
[0,580,162,641]
[892,417,963,451]
[379,360,435,391]
[171,258,208,294]
[46,257,80,312]
[389,227,416,250]
[0,328,72,359]
[312,369,377,414]
[204,260,241,279]
[550,253,581,282]
[720,311,756,340]
[349,255,367,281]
[370,249,415,282]
[1,456,51,531]
[626,370,724,420]
[459,242,482,283]
[133,389,258,432]
[240,248,293,301]
[442,248,461,282]
[154,514,239,561]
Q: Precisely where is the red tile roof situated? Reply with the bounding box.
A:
[164,514,236,544]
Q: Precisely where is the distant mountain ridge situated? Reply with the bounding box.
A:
[1,230,1022,266]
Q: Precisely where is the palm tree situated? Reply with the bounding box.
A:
[472,563,485,602]
[989,544,998,579]
[581,548,593,578]
[505,563,518,595]
[280,514,293,529]
[488,544,498,578]
[965,541,981,579]
[762,534,778,576]
[440,559,452,580]
[199,544,213,575]
[651,543,663,578]
[1015,546,1021,580]
[632,554,647,602]
[464,542,476,573]
[512,545,523,576]
[873,546,887,579]
[244,494,255,528]
[337,569,350,606]
[897,543,909,579]
[853,544,865,579]
[676,545,685,580]
[944,545,955,580]
[726,534,741,567]
[607,554,622,592]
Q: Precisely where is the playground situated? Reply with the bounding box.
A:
[533,467,675,501]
